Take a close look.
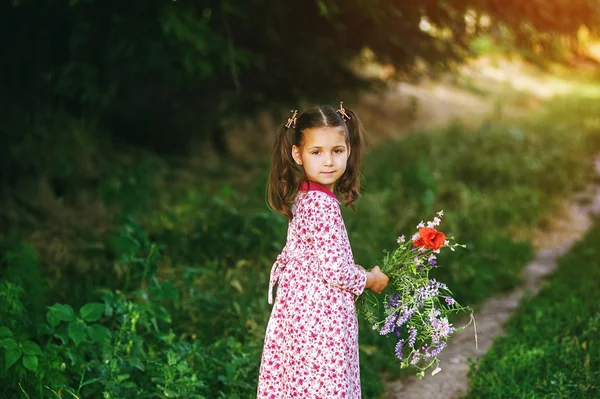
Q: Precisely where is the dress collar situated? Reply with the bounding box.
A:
[299,180,341,203]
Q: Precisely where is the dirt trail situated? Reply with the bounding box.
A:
[384,156,600,399]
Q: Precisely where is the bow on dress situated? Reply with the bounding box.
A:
[268,252,289,305]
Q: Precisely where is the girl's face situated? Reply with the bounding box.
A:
[291,126,351,191]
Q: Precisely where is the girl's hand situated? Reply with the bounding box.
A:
[365,266,389,294]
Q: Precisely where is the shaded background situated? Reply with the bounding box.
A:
[1,1,600,398]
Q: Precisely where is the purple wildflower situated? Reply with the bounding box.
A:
[396,306,417,328]
[444,296,455,305]
[427,279,447,290]
[430,341,446,358]
[410,351,421,365]
[380,313,398,336]
[421,344,432,360]
[408,326,417,347]
[432,316,455,339]
[386,294,401,310]
[395,339,405,359]
[415,284,439,305]
[429,314,455,344]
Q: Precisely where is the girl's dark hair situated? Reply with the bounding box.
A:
[267,105,365,219]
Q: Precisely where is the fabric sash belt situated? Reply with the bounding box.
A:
[268,252,289,305]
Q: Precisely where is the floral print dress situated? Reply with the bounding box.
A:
[257,181,368,399]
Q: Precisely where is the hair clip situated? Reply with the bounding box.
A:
[285,110,298,128]
[337,101,351,120]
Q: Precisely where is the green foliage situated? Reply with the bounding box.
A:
[100,158,167,215]
[0,226,259,398]
[0,111,109,197]
[0,92,598,397]
[466,221,600,398]
[3,0,597,157]
[142,187,287,345]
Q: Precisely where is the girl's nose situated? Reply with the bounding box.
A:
[324,157,334,166]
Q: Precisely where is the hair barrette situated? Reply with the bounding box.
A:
[337,101,351,120]
[285,110,298,129]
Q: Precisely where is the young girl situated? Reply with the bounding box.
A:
[257,103,389,398]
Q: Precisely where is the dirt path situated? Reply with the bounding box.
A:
[384,156,600,399]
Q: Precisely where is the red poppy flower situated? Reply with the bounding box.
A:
[413,227,446,250]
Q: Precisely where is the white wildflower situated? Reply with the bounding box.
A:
[416,220,425,229]
[437,210,444,217]
[397,235,406,243]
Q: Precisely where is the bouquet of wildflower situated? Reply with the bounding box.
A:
[357,211,475,378]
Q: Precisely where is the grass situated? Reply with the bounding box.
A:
[465,219,600,399]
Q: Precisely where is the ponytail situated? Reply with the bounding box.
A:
[267,125,304,219]
[336,107,364,210]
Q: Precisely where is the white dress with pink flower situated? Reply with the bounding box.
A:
[257,182,368,399]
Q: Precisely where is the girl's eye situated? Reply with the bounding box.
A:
[311,151,320,155]
[334,149,343,154]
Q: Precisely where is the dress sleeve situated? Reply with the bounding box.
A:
[309,197,368,296]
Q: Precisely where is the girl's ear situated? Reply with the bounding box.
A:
[347,144,351,158]
[292,145,303,165]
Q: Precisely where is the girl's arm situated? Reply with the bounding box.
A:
[310,199,368,296]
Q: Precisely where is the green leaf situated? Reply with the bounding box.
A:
[107,234,139,257]
[22,355,38,372]
[68,320,87,347]
[0,338,17,350]
[87,324,111,343]
[128,356,145,371]
[0,327,13,338]
[80,376,103,387]
[3,340,22,370]
[22,341,43,356]
[47,304,76,327]
[79,303,105,322]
